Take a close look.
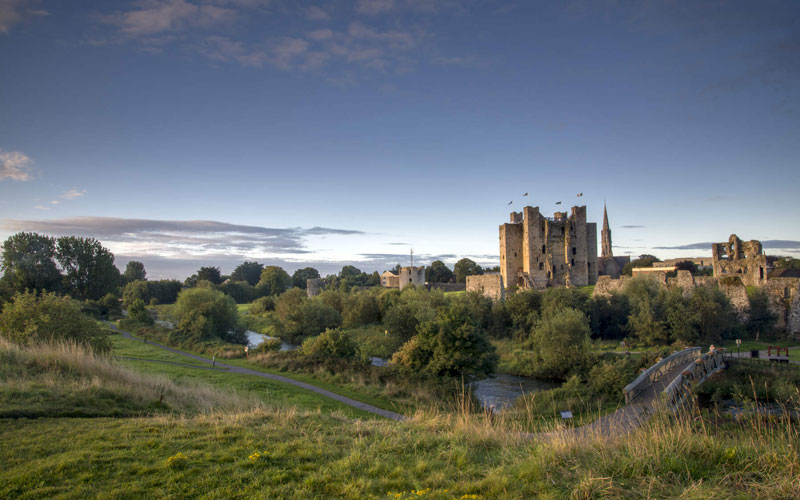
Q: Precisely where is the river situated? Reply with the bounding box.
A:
[471,374,558,413]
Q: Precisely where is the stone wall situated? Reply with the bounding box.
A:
[763,278,800,336]
[466,274,505,301]
[712,234,768,286]
[428,282,466,292]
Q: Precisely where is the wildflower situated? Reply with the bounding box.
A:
[165,452,188,469]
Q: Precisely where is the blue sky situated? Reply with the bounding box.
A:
[1,0,798,279]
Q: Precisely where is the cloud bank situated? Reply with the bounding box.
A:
[0,150,34,181]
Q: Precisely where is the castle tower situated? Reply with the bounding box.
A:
[601,202,612,258]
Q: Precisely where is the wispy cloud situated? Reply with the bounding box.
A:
[0,216,365,260]
[103,0,237,36]
[0,0,47,34]
[0,149,34,181]
[32,205,49,210]
[621,225,645,229]
[59,188,87,200]
[653,240,800,252]
[304,6,329,21]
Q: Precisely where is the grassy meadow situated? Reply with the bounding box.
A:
[2,337,799,499]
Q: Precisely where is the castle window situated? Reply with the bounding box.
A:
[571,259,575,266]
[539,262,544,271]
[561,227,565,235]
[572,247,576,255]
[542,245,546,253]
[560,264,563,270]
[552,266,556,274]
[760,267,764,280]
[514,252,517,257]
[785,288,791,299]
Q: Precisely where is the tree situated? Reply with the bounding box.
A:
[622,254,661,276]
[258,266,291,295]
[128,298,154,325]
[122,280,149,308]
[172,287,243,344]
[454,258,483,283]
[674,260,698,275]
[196,266,223,285]
[528,307,591,380]
[56,236,120,300]
[292,267,320,289]
[425,260,454,283]
[1,232,62,293]
[746,288,778,340]
[231,261,264,286]
[0,291,110,352]
[392,302,498,381]
[124,261,147,282]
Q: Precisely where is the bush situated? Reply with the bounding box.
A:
[253,338,282,353]
[249,296,275,316]
[527,307,591,380]
[0,291,110,352]
[392,302,498,381]
[128,298,154,325]
[301,328,359,362]
[172,288,245,345]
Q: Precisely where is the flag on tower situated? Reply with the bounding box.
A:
[523,192,528,196]
[555,201,562,205]
[507,201,513,205]
[577,193,583,197]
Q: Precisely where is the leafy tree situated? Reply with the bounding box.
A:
[172,287,244,344]
[773,256,800,269]
[504,289,542,337]
[124,261,146,282]
[1,232,62,293]
[392,302,498,380]
[292,267,320,289]
[366,271,380,287]
[342,291,381,327]
[298,301,342,339]
[453,258,483,283]
[230,261,264,286]
[196,266,223,285]
[528,307,591,380]
[746,288,778,340]
[258,266,291,295]
[425,260,454,283]
[688,285,738,343]
[0,291,110,352]
[622,254,661,276]
[128,298,154,325]
[56,236,120,300]
[122,280,149,308]
[249,296,275,316]
[588,293,630,339]
[219,280,255,304]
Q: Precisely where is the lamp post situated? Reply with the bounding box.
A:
[736,338,741,359]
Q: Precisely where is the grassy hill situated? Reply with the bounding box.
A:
[1,338,798,499]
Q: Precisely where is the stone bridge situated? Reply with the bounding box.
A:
[559,347,728,438]
[623,347,727,410]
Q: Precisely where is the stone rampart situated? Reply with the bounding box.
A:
[466,274,505,301]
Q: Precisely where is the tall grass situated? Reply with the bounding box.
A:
[0,337,262,416]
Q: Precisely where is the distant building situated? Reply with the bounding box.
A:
[499,205,598,290]
[381,267,425,290]
[712,234,768,286]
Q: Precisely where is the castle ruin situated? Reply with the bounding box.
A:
[499,205,598,290]
[711,234,768,286]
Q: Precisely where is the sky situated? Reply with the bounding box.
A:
[1,0,799,279]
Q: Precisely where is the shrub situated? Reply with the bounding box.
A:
[253,338,282,353]
[249,296,275,316]
[172,288,245,345]
[128,298,154,325]
[301,328,359,361]
[527,307,591,380]
[0,291,110,352]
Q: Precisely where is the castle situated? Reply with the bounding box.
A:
[499,205,598,290]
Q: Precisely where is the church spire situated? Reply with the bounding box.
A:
[601,202,612,258]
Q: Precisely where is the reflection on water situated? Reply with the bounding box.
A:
[370,357,387,367]
[720,400,799,418]
[471,374,558,413]
[246,331,298,352]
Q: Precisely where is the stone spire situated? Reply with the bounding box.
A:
[601,202,612,258]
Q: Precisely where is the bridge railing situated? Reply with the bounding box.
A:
[662,348,726,410]
[623,347,701,404]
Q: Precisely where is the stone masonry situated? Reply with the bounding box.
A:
[466,274,505,301]
[712,234,768,286]
[499,205,598,290]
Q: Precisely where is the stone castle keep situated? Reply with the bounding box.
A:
[499,205,598,290]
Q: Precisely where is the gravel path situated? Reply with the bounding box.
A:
[106,322,406,421]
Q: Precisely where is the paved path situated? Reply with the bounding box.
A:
[106,322,406,421]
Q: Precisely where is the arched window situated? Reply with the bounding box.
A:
[539,262,544,271]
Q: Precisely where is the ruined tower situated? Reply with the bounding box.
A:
[601,203,612,258]
[499,205,598,290]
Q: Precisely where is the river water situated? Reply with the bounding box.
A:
[246,331,298,352]
[471,374,558,413]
